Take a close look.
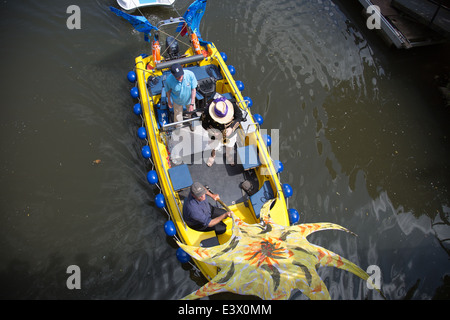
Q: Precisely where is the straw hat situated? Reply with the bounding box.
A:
[209,98,234,124]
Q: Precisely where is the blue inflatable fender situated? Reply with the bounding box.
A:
[127,71,137,83]
[228,65,236,75]
[133,103,142,116]
[141,145,151,159]
[147,170,158,185]
[288,208,300,224]
[164,221,176,237]
[236,80,244,91]
[155,193,166,208]
[243,96,253,108]
[262,134,272,147]
[130,87,139,99]
[176,247,190,263]
[220,52,228,62]
[254,114,263,126]
[137,127,147,140]
[282,183,293,198]
[274,160,284,174]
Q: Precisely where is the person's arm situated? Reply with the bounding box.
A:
[225,104,243,136]
[167,89,173,109]
[189,73,197,112]
[207,211,231,228]
[204,190,231,227]
[206,189,219,201]
[189,88,196,112]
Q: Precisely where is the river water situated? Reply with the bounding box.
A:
[1,0,449,300]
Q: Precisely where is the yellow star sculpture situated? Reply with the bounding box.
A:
[178,200,383,300]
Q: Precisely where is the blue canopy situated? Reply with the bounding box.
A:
[110,6,158,42]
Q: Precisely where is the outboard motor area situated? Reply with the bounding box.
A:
[165,36,180,60]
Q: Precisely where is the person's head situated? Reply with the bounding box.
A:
[209,97,234,125]
[191,182,207,201]
[170,63,184,81]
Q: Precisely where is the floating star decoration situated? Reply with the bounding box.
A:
[178,200,383,300]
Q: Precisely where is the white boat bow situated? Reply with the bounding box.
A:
[117,0,175,11]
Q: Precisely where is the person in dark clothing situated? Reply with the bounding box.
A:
[183,182,231,235]
[201,97,244,167]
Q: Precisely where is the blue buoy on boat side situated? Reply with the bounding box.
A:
[228,65,236,75]
[220,52,228,62]
[274,160,284,173]
[130,87,139,99]
[127,71,136,83]
[155,193,166,208]
[244,96,253,108]
[137,127,147,140]
[176,247,190,263]
[282,183,293,198]
[133,103,142,116]
[164,220,176,237]
[288,208,300,224]
[254,114,263,126]
[141,145,151,159]
[262,134,272,147]
[236,80,244,91]
[147,170,158,185]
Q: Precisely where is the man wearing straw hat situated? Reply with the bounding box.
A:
[201,96,243,167]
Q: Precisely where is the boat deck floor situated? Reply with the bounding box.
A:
[178,146,251,207]
[168,121,263,211]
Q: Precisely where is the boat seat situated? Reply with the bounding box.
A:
[221,92,233,101]
[237,144,260,170]
[249,180,274,219]
[197,77,216,99]
[185,64,223,82]
[200,236,219,248]
[196,77,217,109]
[156,108,169,129]
[168,164,193,191]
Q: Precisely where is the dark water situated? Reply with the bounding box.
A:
[1,0,449,300]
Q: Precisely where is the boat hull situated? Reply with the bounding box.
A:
[117,0,175,11]
[134,35,290,280]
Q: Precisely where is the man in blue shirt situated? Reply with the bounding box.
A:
[164,63,197,125]
[183,182,231,235]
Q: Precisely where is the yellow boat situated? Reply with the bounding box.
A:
[112,1,298,281]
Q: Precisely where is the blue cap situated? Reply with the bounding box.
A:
[170,63,184,78]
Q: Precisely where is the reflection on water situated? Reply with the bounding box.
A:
[216,0,450,299]
[0,0,449,299]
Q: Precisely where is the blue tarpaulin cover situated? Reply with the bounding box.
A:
[110,6,158,42]
[177,0,207,39]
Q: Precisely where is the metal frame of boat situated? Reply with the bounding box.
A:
[132,16,291,280]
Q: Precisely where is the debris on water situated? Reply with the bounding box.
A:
[92,159,102,165]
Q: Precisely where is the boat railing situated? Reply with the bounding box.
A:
[139,69,189,230]
[156,17,185,30]
[244,122,259,135]
[161,116,201,131]
[155,54,205,71]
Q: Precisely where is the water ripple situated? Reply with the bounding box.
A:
[236,0,379,93]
